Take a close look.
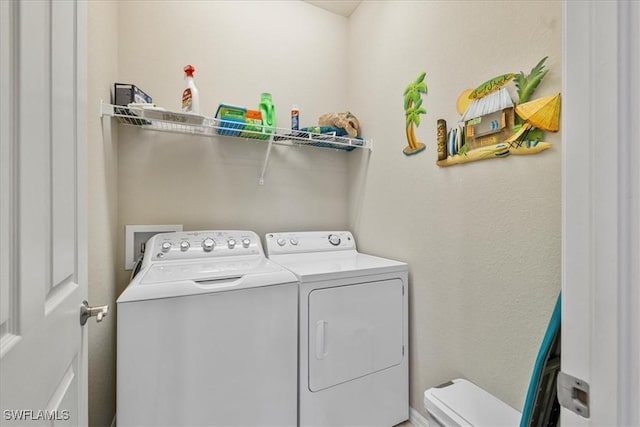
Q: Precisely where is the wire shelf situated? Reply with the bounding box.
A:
[101,103,371,152]
[101,102,372,185]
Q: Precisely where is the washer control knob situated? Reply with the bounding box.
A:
[277,238,286,247]
[161,242,172,252]
[227,239,236,249]
[328,234,341,246]
[242,238,251,248]
[202,238,215,252]
[290,238,299,246]
[180,241,190,251]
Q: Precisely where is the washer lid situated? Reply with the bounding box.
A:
[424,379,521,426]
[140,255,273,284]
[268,251,407,282]
[117,257,298,303]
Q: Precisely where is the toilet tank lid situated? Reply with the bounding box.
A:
[424,378,521,427]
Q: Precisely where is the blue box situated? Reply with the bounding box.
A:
[215,104,246,136]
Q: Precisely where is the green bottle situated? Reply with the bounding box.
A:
[259,93,275,137]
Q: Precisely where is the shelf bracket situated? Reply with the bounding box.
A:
[99,99,114,118]
[258,133,275,185]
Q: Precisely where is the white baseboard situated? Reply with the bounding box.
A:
[410,406,430,427]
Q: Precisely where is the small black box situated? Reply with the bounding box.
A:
[114,83,152,106]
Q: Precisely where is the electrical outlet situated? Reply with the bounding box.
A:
[125,224,183,270]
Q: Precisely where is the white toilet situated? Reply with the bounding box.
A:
[423,378,521,427]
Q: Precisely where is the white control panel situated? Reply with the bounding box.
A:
[145,230,262,262]
[265,231,356,255]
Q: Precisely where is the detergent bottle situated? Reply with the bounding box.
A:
[182,65,200,114]
[259,93,275,136]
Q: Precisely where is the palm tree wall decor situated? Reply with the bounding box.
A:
[403,72,428,156]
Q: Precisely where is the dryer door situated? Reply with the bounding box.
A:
[308,278,404,392]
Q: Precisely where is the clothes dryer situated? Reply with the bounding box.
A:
[117,230,298,427]
[265,231,409,427]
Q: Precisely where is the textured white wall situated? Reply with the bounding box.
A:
[87,1,119,426]
[347,0,562,413]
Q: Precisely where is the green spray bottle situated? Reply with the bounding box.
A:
[259,93,275,137]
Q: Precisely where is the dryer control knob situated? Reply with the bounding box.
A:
[290,238,299,246]
[227,239,236,249]
[328,234,341,246]
[242,238,251,248]
[202,238,215,252]
[161,241,172,252]
[180,241,190,251]
[277,238,286,247]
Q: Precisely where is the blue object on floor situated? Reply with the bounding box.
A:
[520,293,562,427]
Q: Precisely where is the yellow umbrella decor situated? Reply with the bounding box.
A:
[506,93,561,147]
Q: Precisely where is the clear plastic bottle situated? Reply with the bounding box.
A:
[182,64,200,114]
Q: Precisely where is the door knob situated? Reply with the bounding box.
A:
[80,300,109,326]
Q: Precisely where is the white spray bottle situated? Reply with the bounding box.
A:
[182,64,200,114]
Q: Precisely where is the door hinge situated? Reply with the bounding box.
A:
[557,371,590,418]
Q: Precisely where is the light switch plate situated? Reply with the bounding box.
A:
[125,224,183,270]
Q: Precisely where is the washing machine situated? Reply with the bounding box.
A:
[265,231,409,427]
[117,230,298,427]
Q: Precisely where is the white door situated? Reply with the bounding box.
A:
[562,1,639,425]
[0,0,90,425]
